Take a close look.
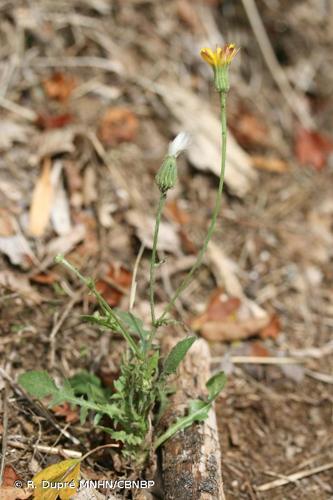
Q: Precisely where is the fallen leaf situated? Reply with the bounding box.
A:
[0,271,43,305]
[165,200,190,225]
[98,107,138,146]
[0,121,29,151]
[95,263,132,307]
[0,209,15,237]
[161,84,256,197]
[177,0,201,32]
[36,113,73,130]
[251,155,289,173]
[1,464,21,486]
[37,128,76,159]
[191,289,241,330]
[295,128,333,170]
[249,342,271,357]
[230,112,269,148]
[43,72,76,102]
[126,210,182,254]
[178,228,197,254]
[52,403,79,423]
[28,158,54,237]
[32,458,80,500]
[0,486,32,499]
[46,224,85,257]
[200,316,270,342]
[259,314,281,339]
[0,234,34,269]
[50,161,72,235]
[30,272,59,285]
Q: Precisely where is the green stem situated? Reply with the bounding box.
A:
[149,192,167,326]
[55,255,140,357]
[157,92,228,324]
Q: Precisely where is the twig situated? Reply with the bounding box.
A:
[0,367,80,445]
[0,382,9,483]
[49,291,82,368]
[0,97,37,121]
[241,0,314,128]
[305,369,333,384]
[129,243,145,311]
[256,462,333,491]
[7,441,82,459]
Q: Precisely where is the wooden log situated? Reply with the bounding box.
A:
[160,336,225,500]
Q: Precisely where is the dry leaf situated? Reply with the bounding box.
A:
[43,72,76,102]
[0,233,34,268]
[251,155,289,173]
[191,289,241,330]
[50,162,72,235]
[295,128,333,170]
[52,403,79,423]
[32,459,80,500]
[200,316,270,342]
[250,342,271,357]
[46,224,85,257]
[0,121,29,150]
[0,271,43,305]
[165,200,190,225]
[126,210,181,254]
[177,0,201,31]
[98,107,138,146]
[29,158,53,237]
[95,264,132,307]
[2,464,21,486]
[230,113,269,148]
[37,128,76,159]
[30,272,59,285]
[0,487,32,499]
[259,314,281,339]
[160,84,256,197]
[36,113,73,130]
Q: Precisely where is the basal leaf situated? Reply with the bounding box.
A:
[162,336,196,376]
[115,310,150,347]
[32,458,80,500]
[206,371,227,401]
[18,371,57,399]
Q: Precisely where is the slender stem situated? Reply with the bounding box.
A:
[149,192,167,326]
[157,92,228,324]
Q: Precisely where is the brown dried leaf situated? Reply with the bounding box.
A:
[2,464,21,487]
[165,200,190,225]
[259,314,281,339]
[295,128,333,170]
[251,155,289,173]
[36,113,73,130]
[200,316,270,342]
[0,486,32,499]
[98,107,138,146]
[191,289,241,331]
[0,271,43,305]
[52,403,79,423]
[28,159,53,237]
[230,113,269,148]
[43,72,76,102]
[95,264,132,307]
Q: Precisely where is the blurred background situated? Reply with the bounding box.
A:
[0,1,332,499]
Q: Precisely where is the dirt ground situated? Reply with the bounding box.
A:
[0,1,333,499]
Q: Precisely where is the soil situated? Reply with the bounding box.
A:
[0,1,333,499]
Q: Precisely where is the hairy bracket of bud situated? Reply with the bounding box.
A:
[155,155,177,193]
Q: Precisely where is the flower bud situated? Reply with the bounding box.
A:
[155,155,177,193]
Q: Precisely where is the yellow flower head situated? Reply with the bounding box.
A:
[200,44,239,67]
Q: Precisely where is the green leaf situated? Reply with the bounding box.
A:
[162,336,196,376]
[19,371,58,398]
[115,310,150,348]
[206,371,227,401]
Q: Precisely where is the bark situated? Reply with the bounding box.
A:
[160,336,225,500]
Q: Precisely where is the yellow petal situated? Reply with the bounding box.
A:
[200,48,216,66]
